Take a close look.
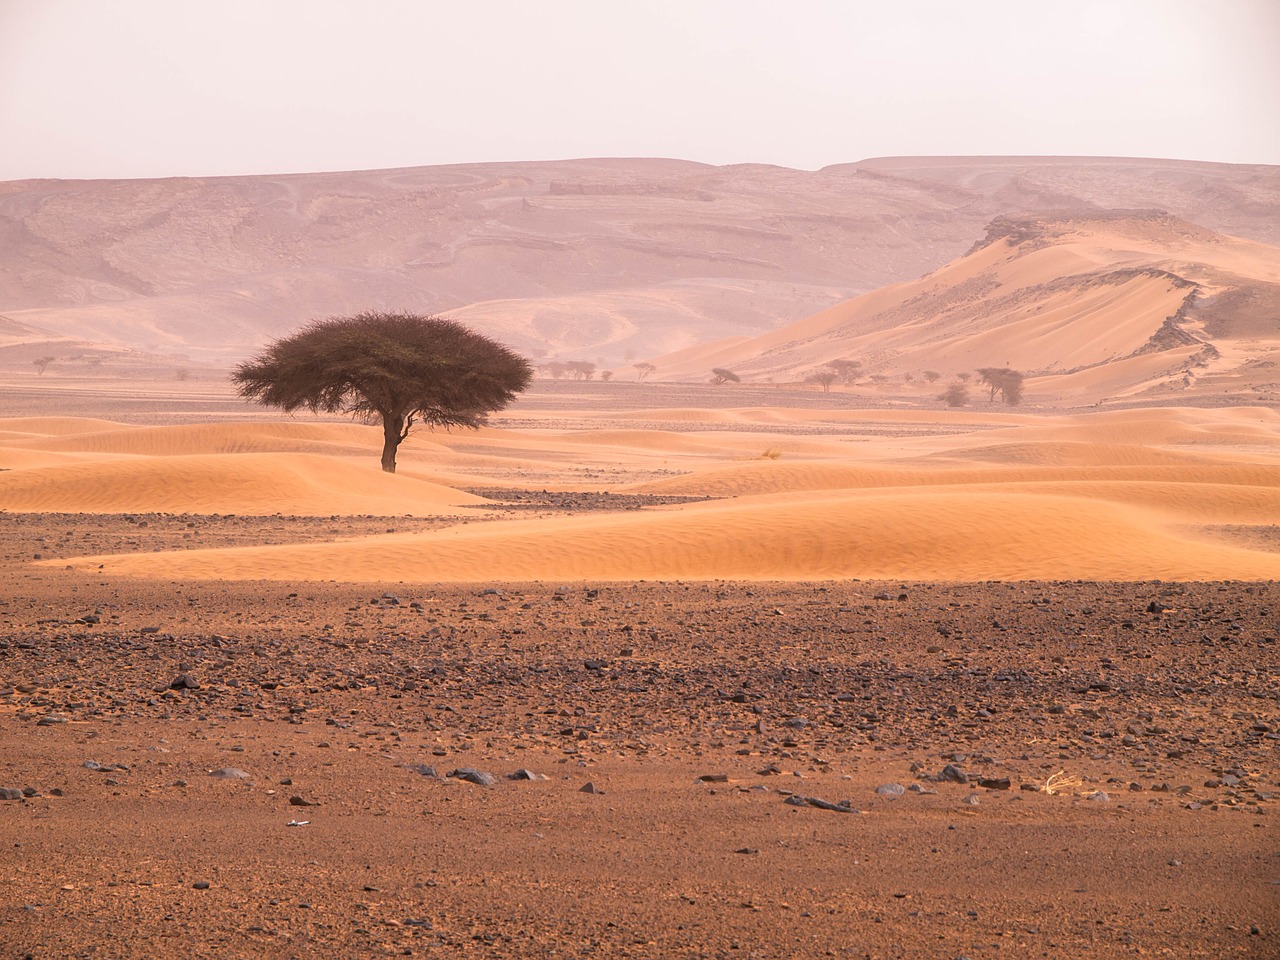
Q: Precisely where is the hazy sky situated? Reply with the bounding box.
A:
[2,0,1278,181]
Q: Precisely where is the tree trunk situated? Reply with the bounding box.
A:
[380,415,403,473]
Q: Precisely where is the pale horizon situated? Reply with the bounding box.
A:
[3,0,1279,182]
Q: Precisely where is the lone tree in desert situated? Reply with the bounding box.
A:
[825,358,862,385]
[32,355,56,374]
[976,367,1026,405]
[232,311,532,473]
[710,367,741,385]
[804,368,839,393]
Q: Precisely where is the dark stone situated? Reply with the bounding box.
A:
[448,768,496,786]
[940,764,969,784]
[784,794,858,813]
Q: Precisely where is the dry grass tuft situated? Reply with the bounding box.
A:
[1043,770,1084,795]
[759,447,782,460]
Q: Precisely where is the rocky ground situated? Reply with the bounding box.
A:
[0,513,1277,959]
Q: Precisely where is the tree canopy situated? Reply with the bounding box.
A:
[975,367,1026,405]
[710,367,741,385]
[232,311,532,473]
[804,368,838,393]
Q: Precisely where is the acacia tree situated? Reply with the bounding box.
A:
[633,362,656,382]
[805,369,838,393]
[976,367,1026,405]
[826,358,862,385]
[232,311,532,473]
[710,367,741,385]
[564,360,596,381]
[32,355,55,374]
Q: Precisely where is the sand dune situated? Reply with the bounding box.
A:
[10,420,414,457]
[629,457,1280,498]
[0,453,488,516]
[652,212,1280,405]
[57,487,1279,582]
[0,416,129,436]
[7,400,1279,583]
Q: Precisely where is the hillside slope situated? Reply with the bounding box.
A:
[651,211,1280,404]
[2,156,1277,368]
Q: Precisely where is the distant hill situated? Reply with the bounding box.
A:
[1,156,1277,369]
[651,210,1280,405]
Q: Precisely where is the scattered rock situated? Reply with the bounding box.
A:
[579,782,603,794]
[208,768,250,780]
[506,769,544,781]
[784,794,859,813]
[448,768,496,787]
[940,764,969,784]
[875,783,906,796]
[289,795,320,806]
[0,787,23,800]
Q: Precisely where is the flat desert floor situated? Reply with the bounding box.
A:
[0,376,1277,959]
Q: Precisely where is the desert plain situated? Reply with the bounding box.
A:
[0,372,1277,959]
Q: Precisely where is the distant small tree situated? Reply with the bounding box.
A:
[32,355,55,374]
[956,371,972,382]
[805,369,838,393]
[939,382,970,407]
[232,311,531,473]
[976,367,1026,405]
[1001,371,1025,405]
[710,367,741,385]
[174,368,191,382]
[564,360,596,381]
[826,358,862,384]
[923,370,941,383]
[633,362,656,382]
[541,361,568,380]
[600,369,613,382]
